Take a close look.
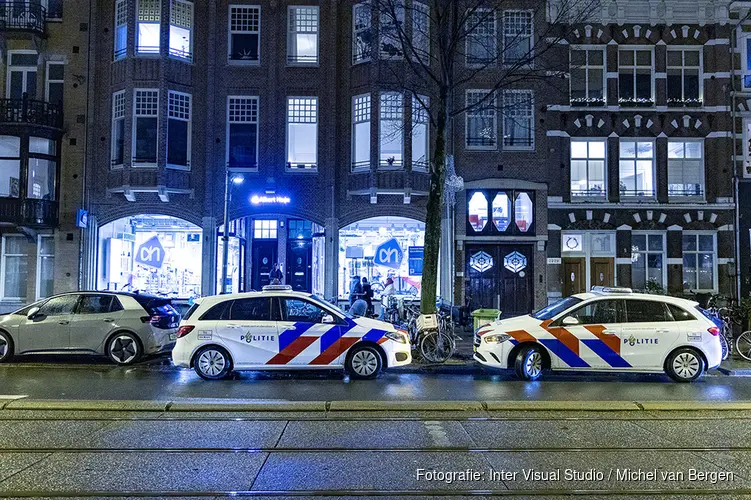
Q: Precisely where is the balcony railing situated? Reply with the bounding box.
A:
[0,2,46,36]
[571,187,607,199]
[620,188,656,198]
[0,94,62,129]
[0,197,58,227]
[570,97,606,107]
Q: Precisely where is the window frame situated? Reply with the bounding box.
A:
[111,90,126,168]
[352,3,372,64]
[666,46,703,107]
[6,50,38,99]
[465,8,496,67]
[226,95,260,171]
[502,10,534,67]
[44,61,64,105]
[502,89,534,151]
[630,231,667,290]
[741,32,751,91]
[287,5,319,66]
[1,235,28,301]
[36,234,54,300]
[136,0,162,56]
[132,88,159,167]
[569,45,606,106]
[681,231,717,293]
[667,138,705,200]
[378,91,404,169]
[228,4,261,65]
[411,94,429,171]
[465,89,497,150]
[114,0,128,60]
[466,189,535,236]
[618,139,656,199]
[351,93,371,172]
[286,96,318,170]
[617,47,655,107]
[0,135,21,198]
[169,0,194,61]
[167,90,192,170]
[570,138,607,199]
[27,137,57,201]
[253,219,278,239]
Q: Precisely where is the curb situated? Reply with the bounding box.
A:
[484,400,641,411]
[168,400,326,412]
[328,400,484,411]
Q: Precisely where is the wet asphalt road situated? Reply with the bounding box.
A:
[1,354,750,401]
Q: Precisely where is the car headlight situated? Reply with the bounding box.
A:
[386,331,409,344]
[484,333,511,344]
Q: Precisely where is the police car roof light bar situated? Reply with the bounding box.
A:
[262,285,293,291]
[591,286,633,294]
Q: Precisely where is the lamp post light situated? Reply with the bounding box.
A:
[220,168,244,294]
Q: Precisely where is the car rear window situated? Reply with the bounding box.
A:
[199,301,230,321]
[130,295,178,316]
[182,302,200,321]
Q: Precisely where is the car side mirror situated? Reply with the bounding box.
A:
[562,316,579,326]
[321,314,335,324]
[27,307,40,320]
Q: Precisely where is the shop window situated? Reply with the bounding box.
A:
[133,89,159,165]
[503,251,527,273]
[412,2,429,61]
[570,47,605,106]
[570,139,606,199]
[352,3,371,64]
[631,233,664,290]
[228,96,259,169]
[288,6,318,65]
[682,233,715,292]
[254,220,277,239]
[470,250,493,273]
[619,140,654,198]
[1,236,27,300]
[466,9,495,66]
[45,62,64,106]
[503,10,532,65]
[287,97,318,169]
[465,90,496,149]
[502,90,533,150]
[37,235,54,299]
[468,191,488,232]
[111,91,126,167]
[170,0,193,61]
[618,49,653,106]
[137,0,161,55]
[668,140,703,198]
[491,193,510,231]
[379,0,404,59]
[379,92,403,168]
[7,51,38,99]
[229,5,261,63]
[412,95,429,170]
[114,0,128,60]
[352,94,371,171]
[168,91,191,169]
[288,219,313,239]
[0,136,21,198]
[667,48,701,107]
[514,192,533,232]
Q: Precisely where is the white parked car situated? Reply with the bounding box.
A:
[474,287,722,382]
[172,286,412,380]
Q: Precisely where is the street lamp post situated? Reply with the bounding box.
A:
[220,168,243,294]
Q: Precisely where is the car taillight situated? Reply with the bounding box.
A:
[141,315,169,324]
[176,325,195,338]
[708,326,720,336]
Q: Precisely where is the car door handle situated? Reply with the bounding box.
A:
[103,318,114,322]
[656,329,671,334]
[226,324,242,329]
[58,320,70,325]
[602,330,615,335]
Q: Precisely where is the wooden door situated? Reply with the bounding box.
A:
[563,257,586,296]
[591,257,614,288]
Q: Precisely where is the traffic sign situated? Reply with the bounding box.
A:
[135,236,165,269]
[373,238,403,269]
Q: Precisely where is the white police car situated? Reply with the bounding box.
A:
[474,287,722,382]
[172,286,411,380]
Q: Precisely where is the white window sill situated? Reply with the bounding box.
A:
[166,164,191,171]
[503,145,535,152]
[465,145,498,151]
[131,163,158,168]
[228,59,261,66]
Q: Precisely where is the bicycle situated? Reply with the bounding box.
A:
[706,295,740,361]
[736,331,751,361]
[419,308,456,363]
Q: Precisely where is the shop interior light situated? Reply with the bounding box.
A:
[232,174,244,184]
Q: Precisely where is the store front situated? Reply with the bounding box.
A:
[97,215,202,298]
[338,217,425,301]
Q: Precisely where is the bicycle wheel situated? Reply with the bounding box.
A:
[419,330,455,363]
[736,331,751,362]
[719,333,730,361]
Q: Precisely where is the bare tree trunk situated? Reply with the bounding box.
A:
[420,88,448,314]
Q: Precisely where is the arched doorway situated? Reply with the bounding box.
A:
[97,215,202,298]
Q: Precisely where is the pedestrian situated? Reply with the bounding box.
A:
[379,277,395,320]
[271,263,283,285]
[362,277,374,316]
[349,276,363,305]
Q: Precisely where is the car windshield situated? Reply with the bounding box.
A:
[531,296,583,320]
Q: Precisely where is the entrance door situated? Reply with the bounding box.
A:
[563,257,586,297]
[591,257,614,288]
[466,245,533,318]
[287,239,312,292]
[252,240,277,290]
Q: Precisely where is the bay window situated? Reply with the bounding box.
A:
[0,136,21,198]
[288,6,318,64]
[137,0,161,54]
[466,9,495,66]
[570,47,605,106]
[379,0,404,59]
[114,0,127,59]
[668,140,704,198]
[502,90,533,150]
[1,236,27,300]
[287,97,318,169]
[503,10,533,65]
[682,233,716,292]
[111,91,126,167]
[412,2,429,61]
[570,139,606,198]
[227,96,259,169]
[170,0,193,60]
[28,137,56,200]
[667,48,701,106]
[352,94,371,171]
[412,95,429,170]
[631,233,665,290]
[167,91,191,169]
[465,90,496,149]
[352,3,372,64]
[229,5,260,63]
[133,89,159,165]
[618,48,653,106]
[379,92,403,168]
[619,140,654,198]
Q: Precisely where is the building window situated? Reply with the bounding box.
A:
[412,95,429,170]
[133,89,159,165]
[170,0,193,60]
[352,3,372,64]
[682,233,716,292]
[465,90,496,149]
[37,235,54,299]
[503,11,532,65]
[352,94,371,171]
[379,0,404,59]
[570,47,605,106]
[0,136,21,198]
[503,90,533,150]
[467,190,534,235]
[229,5,260,63]
[167,91,191,169]
[514,192,533,232]
[492,193,511,231]
[137,0,161,55]
[619,140,654,198]
[570,139,606,199]
[631,233,665,290]
[466,9,495,66]
[1,236,27,300]
[45,62,64,106]
[111,91,126,167]
[379,92,403,168]
[468,191,488,232]
[412,1,429,61]
[47,0,63,19]
[668,140,704,198]
[667,48,701,107]
[7,51,38,99]
[288,6,318,65]
[28,137,56,200]
[254,219,277,239]
[618,48,653,106]
[227,96,259,169]
[114,0,128,59]
[286,97,318,169]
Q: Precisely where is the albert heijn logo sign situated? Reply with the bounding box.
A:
[373,238,403,269]
[135,236,165,269]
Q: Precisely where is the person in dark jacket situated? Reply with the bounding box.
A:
[361,277,374,316]
[349,276,363,305]
[271,263,283,284]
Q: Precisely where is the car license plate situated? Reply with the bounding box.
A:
[169,333,177,341]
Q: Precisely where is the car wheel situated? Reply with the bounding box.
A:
[0,331,13,363]
[346,345,383,380]
[666,347,705,382]
[514,345,544,381]
[107,332,142,365]
[194,346,232,380]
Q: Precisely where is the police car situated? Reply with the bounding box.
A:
[473,287,722,382]
[172,285,411,380]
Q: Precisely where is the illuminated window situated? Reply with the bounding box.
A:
[668,140,703,198]
[570,139,606,198]
[504,251,527,273]
[352,94,371,171]
[470,251,493,273]
[170,0,193,60]
[114,0,128,59]
[514,192,533,232]
[631,233,665,290]
[411,95,429,170]
[619,140,654,198]
[137,0,161,55]
[288,6,318,64]
[379,92,403,168]
[352,3,371,64]
[492,193,510,231]
[468,192,488,232]
[287,97,318,169]
[253,220,278,239]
